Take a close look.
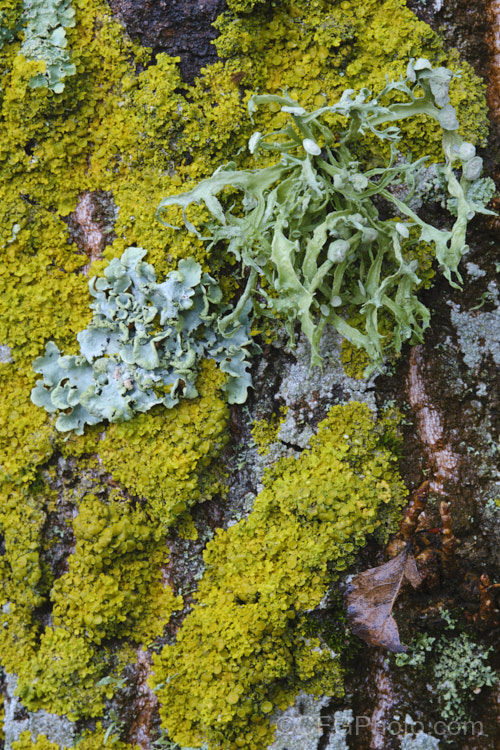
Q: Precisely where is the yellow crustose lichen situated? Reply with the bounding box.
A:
[151,402,408,750]
[0,478,182,720]
[98,360,229,529]
[251,407,288,456]
[12,725,140,749]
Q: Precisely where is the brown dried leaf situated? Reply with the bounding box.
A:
[346,547,421,653]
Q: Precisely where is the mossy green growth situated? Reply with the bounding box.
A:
[151,402,407,749]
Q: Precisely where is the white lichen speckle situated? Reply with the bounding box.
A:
[449,283,500,372]
[0,343,12,364]
[270,692,330,750]
[276,327,378,448]
[465,262,487,280]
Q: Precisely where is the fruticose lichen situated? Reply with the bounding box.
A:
[159,59,493,372]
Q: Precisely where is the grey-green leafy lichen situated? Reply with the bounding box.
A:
[396,629,497,723]
[158,59,494,372]
[5,0,78,92]
[31,247,253,433]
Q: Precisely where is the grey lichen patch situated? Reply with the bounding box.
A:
[400,727,440,749]
[449,281,500,372]
[276,327,378,449]
[0,343,12,364]
[325,710,353,750]
[465,261,487,279]
[3,674,75,750]
[395,627,497,725]
[269,692,330,750]
[269,695,353,750]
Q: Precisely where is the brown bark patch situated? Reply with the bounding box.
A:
[107,0,227,82]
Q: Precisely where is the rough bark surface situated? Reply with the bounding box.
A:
[107,0,227,81]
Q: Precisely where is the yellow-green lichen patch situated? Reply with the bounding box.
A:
[0,0,143,492]
[98,360,229,528]
[16,494,181,718]
[151,402,407,749]
[251,407,288,455]
[75,724,140,749]
[0,481,53,713]
[12,727,140,750]
[0,367,53,487]
[12,732,61,750]
[0,0,492,739]
[14,626,112,719]
[212,0,488,159]
[0,467,181,720]
[51,493,182,644]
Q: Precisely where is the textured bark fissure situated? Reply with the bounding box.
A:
[128,649,158,750]
[407,345,461,498]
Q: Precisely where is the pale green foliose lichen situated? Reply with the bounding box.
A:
[1,0,77,92]
[158,59,494,371]
[31,248,253,433]
[396,629,497,723]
